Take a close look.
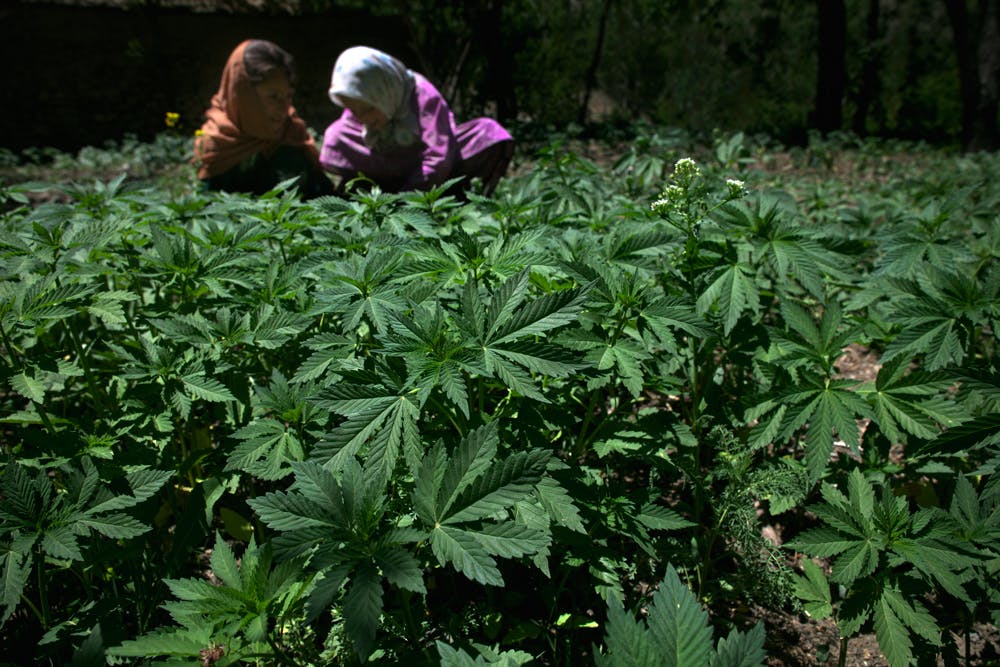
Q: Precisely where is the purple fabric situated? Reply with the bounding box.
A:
[320,73,513,192]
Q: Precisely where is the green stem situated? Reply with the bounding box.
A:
[35,552,49,629]
[574,390,601,458]
[687,336,700,430]
[696,506,727,599]
[61,320,106,413]
[478,376,486,416]
[0,322,21,368]
[399,588,431,662]
[265,630,297,667]
[837,636,849,667]
[32,400,58,437]
[18,591,45,627]
[428,395,465,437]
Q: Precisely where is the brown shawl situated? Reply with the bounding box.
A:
[194,40,320,179]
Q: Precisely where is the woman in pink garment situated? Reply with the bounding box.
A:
[319,46,514,196]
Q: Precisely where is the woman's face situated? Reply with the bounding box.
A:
[340,96,389,131]
[254,69,294,131]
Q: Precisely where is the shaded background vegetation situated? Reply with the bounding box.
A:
[2,0,998,152]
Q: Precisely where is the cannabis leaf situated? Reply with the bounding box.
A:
[786,469,982,665]
[248,457,422,660]
[108,533,309,663]
[0,457,168,624]
[594,564,766,667]
[413,423,553,586]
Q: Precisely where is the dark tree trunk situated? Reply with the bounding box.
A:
[483,0,518,121]
[945,0,1000,151]
[813,0,848,133]
[852,0,881,135]
[454,0,517,121]
[578,0,613,125]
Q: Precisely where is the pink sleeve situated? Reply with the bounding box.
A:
[403,77,459,190]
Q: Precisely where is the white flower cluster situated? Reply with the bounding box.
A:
[651,184,685,214]
[650,158,701,215]
[725,178,747,198]
[673,157,700,183]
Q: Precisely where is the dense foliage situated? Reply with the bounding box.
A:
[0,129,998,666]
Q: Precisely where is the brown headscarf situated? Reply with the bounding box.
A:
[194,40,320,179]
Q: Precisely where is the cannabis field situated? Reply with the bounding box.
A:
[1,129,998,666]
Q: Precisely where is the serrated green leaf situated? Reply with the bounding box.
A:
[785,527,858,557]
[41,525,83,560]
[87,468,170,514]
[1,549,30,624]
[344,565,383,660]
[107,628,213,657]
[533,476,585,533]
[375,547,426,594]
[791,559,832,620]
[227,421,303,481]
[830,541,878,585]
[436,424,499,522]
[873,593,914,667]
[645,564,713,667]
[210,533,242,591]
[882,587,941,647]
[637,503,695,531]
[711,621,767,667]
[78,514,149,539]
[10,371,45,404]
[248,491,334,531]
[597,601,658,667]
[443,449,550,524]
[181,374,236,402]
[470,522,549,559]
[430,525,502,586]
[489,284,588,345]
[696,263,759,335]
[414,442,448,526]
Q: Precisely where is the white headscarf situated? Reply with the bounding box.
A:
[329,46,420,150]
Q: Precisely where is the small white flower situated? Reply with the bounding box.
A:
[673,157,700,182]
[651,184,686,215]
[725,178,746,198]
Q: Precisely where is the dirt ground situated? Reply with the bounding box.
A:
[758,604,1000,666]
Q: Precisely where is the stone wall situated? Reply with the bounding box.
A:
[1,1,413,151]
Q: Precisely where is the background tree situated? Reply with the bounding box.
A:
[851,0,882,135]
[813,0,848,133]
[1,0,989,150]
[944,0,1000,150]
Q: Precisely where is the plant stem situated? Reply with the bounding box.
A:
[61,320,106,413]
[838,636,849,667]
[35,552,49,629]
[18,591,45,627]
[32,400,58,437]
[574,389,601,457]
[428,395,464,436]
[687,336,700,431]
[0,322,22,368]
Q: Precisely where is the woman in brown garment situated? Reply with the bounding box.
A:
[194,39,332,198]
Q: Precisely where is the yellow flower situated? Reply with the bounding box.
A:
[194,129,204,137]
[164,112,180,128]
